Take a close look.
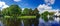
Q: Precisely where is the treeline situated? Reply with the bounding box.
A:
[21,8,39,16]
[0,4,55,26]
[1,4,40,17]
[0,4,54,21]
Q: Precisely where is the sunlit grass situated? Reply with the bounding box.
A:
[4,16,36,19]
[4,16,10,18]
[18,16,36,19]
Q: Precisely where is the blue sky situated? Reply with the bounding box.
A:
[0,0,60,9]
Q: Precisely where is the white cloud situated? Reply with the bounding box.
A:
[45,0,49,3]
[14,0,21,2]
[0,1,9,10]
[2,5,9,9]
[45,0,55,5]
[37,0,56,14]
[50,0,55,4]
[37,4,52,13]
[37,4,59,14]
[22,8,24,11]
[37,4,52,10]
[0,1,5,7]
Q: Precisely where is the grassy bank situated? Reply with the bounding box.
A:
[4,16,36,19]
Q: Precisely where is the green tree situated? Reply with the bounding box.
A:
[41,11,49,22]
[49,12,54,16]
[9,5,22,17]
[23,8,29,16]
[41,11,54,22]
[2,7,9,16]
[33,8,39,15]
[0,10,1,14]
[29,8,33,15]
[31,8,40,26]
[0,10,4,17]
[2,4,22,26]
[49,12,55,20]
[2,4,22,17]
[0,10,2,17]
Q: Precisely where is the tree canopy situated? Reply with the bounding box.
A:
[2,4,22,17]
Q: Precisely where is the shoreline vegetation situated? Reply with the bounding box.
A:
[0,4,54,26]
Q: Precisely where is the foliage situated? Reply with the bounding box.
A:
[2,7,9,16]
[33,8,39,15]
[22,8,29,15]
[2,4,22,26]
[49,12,55,21]
[9,5,22,17]
[29,8,33,15]
[1,4,55,26]
[0,10,1,14]
[2,4,22,17]
[41,11,49,22]
[41,11,55,22]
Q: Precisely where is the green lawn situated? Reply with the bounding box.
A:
[4,16,36,19]
[4,16,11,18]
[18,16,36,19]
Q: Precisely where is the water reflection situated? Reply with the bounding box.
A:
[0,18,60,26]
[39,18,60,26]
[21,20,24,26]
[20,17,60,26]
[0,21,3,26]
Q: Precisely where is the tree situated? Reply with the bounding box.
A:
[49,12,55,20]
[2,7,9,16]
[29,8,33,15]
[0,10,1,14]
[33,8,39,16]
[9,5,22,17]
[2,4,22,26]
[2,4,22,17]
[31,8,40,26]
[49,12,55,16]
[41,11,55,22]
[41,11,49,22]
[0,10,2,17]
[23,8,29,16]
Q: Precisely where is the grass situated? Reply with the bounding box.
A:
[18,16,36,19]
[4,16,11,18]
[4,16,36,19]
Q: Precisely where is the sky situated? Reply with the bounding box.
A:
[0,0,60,10]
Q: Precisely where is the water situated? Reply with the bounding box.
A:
[0,18,60,26]
[21,20,24,26]
[38,18,60,26]
[0,21,3,26]
[20,17,60,26]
